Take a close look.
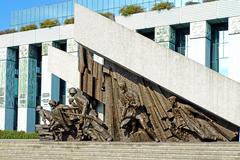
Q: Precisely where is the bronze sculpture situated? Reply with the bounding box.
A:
[36,45,238,142]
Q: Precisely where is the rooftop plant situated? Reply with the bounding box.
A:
[20,24,37,32]
[99,12,115,20]
[0,29,17,35]
[185,1,200,5]
[40,19,59,28]
[64,17,74,25]
[151,2,175,11]
[120,5,144,16]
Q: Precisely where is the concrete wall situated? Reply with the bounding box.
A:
[115,0,240,30]
[0,24,74,48]
[74,4,240,127]
[48,46,80,88]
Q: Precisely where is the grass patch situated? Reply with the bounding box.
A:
[0,130,38,139]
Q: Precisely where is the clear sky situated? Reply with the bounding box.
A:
[0,0,188,30]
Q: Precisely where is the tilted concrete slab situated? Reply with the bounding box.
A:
[48,46,79,88]
[73,4,240,126]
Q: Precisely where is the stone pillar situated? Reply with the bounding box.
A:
[0,48,16,130]
[17,45,37,132]
[65,39,79,105]
[41,42,60,111]
[228,16,240,82]
[155,26,176,50]
[189,21,211,67]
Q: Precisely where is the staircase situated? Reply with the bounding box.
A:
[0,140,239,160]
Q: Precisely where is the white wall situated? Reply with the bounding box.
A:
[115,0,240,30]
[74,4,240,127]
[0,25,74,48]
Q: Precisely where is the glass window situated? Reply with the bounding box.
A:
[67,0,73,16]
[58,2,63,18]
[211,23,229,76]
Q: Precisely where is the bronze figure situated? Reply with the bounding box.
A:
[36,46,238,142]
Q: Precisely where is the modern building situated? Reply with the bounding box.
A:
[0,0,240,138]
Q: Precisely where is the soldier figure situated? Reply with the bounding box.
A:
[68,87,89,115]
[36,106,52,125]
[49,100,71,132]
[119,81,159,142]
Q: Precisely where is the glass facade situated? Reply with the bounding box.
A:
[211,23,229,76]
[10,0,204,30]
[175,28,190,56]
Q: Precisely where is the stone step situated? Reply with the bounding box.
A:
[0,153,239,160]
[0,141,239,160]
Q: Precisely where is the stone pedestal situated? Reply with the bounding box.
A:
[155,26,176,50]
[228,16,240,82]
[189,21,211,67]
[0,48,16,130]
[17,45,37,132]
[41,42,60,111]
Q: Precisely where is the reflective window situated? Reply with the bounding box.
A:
[211,23,229,76]
[10,0,190,30]
[175,28,190,56]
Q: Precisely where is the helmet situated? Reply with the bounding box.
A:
[69,87,77,94]
[36,106,42,111]
[48,100,57,106]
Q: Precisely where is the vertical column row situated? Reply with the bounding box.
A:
[155,26,176,50]
[17,45,37,132]
[0,48,16,130]
[41,42,60,111]
[189,21,211,67]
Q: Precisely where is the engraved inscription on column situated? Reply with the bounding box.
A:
[41,93,50,107]
[229,16,240,35]
[0,88,4,107]
[42,42,53,56]
[67,39,78,53]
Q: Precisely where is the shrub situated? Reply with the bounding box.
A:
[151,2,175,11]
[99,12,115,20]
[185,1,200,5]
[64,17,74,25]
[40,19,59,28]
[120,5,144,16]
[20,24,37,32]
[0,130,38,139]
[203,0,218,2]
[0,29,17,35]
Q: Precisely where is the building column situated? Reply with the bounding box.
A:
[65,39,79,105]
[41,42,60,111]
[189,21,211,67]
[155,26,176,50]
[228,16,240,82]
[17,45,37,132]
[0,48,16,130]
